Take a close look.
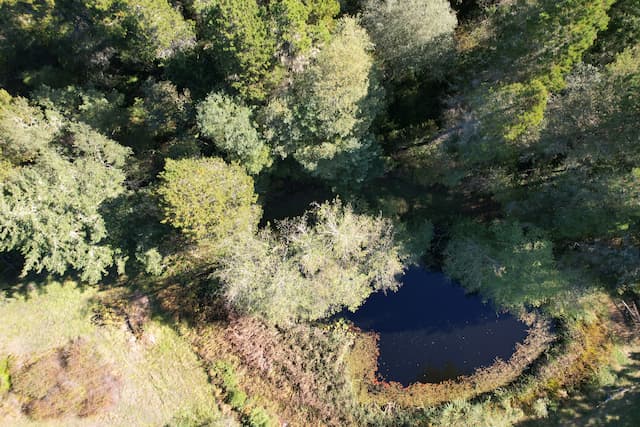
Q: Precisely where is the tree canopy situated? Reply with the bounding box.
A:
[218,199,404,324]
[0,92,130,283]
[197,92,271,174]
[261,17,384,187]
[157,157,261,247]
[361,0,457,81]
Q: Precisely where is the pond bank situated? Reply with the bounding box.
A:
[341,268,532,385]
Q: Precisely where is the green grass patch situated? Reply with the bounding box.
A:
[0,280,224,426]
[0,356,10,393]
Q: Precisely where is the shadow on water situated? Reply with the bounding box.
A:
[341,266,529,386]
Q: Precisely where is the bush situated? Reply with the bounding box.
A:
[157,157,261,246]
[245,406,275,427]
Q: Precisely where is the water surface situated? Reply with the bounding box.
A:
[343,267,528,385]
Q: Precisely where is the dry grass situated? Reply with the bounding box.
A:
[183,317,362,427]
[11,339,120,419]
[0,280,225,427]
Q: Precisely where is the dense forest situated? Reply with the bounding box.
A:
[0,0,639,425]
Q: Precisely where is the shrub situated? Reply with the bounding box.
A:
[245,406,276,427]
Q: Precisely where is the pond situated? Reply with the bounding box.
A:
[342,267,529,386]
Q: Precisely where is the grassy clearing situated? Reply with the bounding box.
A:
[0,280,226,426]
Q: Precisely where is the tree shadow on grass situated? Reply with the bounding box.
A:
[518,349,640,427]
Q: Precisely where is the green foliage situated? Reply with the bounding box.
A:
[507,170,640,241]
[0,357,10,394]
[244,406,276,427]
[261,17,384,187]
[589,0,640,63]
[157,157,261,246]
[397,220,434,263]
[452,0,615,171]
[0,97,131,283]
[99,189,170,276]
[444,221,568,310]
[268,0,338,58]
[0,0,195,88]
[0,95,58,164]
[482,0,614,87]
[498,59,640,244]
[211,360,247,409]
[135,247,165,276]
[200,0,277,101]
[197,92,271,174]
[118,0,196,66]
[32,85,128,138]
[132,79,193,141]
[361,0,457,81]
[492,79,549,143]
[218,199,404,324]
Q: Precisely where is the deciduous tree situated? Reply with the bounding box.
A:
[218,199,404,324]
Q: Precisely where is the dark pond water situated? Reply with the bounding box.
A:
[342,267,529,386]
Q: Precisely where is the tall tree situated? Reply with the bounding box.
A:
[0,93,131,283]
[361,0,457,81]
[444,221,568,311]
[261,17,384,187]
[197,92,271,174]
[0,0,196,89]
[199,0,277,101]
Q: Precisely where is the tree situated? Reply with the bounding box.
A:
[0,0,195,89]
[218,199,404,324]
[267,0,339,59]
[119,0,196,66]
[199,0,277,101]
[0,95,131,283]
[32,85,129,139]
[444,221,568,311]
[196,92,271,174]
[128,79,193,146]
[0,94,58,165]
[497,58,640,242]
[261,17,384,186]
[440,0,615,180]
[157,157,261,246]
[361,0,457,81]
[588,0,640,64]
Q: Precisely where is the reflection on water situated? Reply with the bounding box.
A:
[342,267,529,386]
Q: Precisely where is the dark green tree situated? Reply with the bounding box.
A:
[261,17,384,187]
[0,93,131,283]
[199,0,277,101]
